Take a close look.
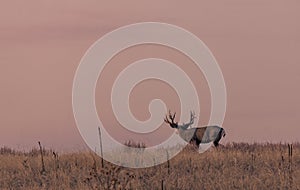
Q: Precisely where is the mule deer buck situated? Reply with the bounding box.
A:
[164,111,226,148]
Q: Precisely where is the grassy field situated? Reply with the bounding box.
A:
[0,143,299,190]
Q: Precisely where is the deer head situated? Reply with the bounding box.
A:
[164,110,196,129]
[164,111,178,128]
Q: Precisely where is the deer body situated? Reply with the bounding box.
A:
[164,111,226,148]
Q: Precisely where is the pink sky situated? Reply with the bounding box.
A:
[0,1,299,151]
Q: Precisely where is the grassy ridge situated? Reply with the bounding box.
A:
[0,143,299,189]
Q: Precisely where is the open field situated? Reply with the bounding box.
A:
[0,143,299,190]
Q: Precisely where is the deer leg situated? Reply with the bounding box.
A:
[195,138,201,148]
[213,128,224,147]
[213,141,219,147]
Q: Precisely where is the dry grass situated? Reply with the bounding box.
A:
[0,143,299,190]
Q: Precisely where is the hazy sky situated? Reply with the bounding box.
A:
[1,0,299,151]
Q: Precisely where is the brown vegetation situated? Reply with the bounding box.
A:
[0,143,299,189]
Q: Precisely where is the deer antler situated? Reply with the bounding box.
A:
[178,111,196,130]
[164,110,176,124]
[164,110,178,128]
[188,111,195,125]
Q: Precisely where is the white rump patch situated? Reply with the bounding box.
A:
[198,142,213,153]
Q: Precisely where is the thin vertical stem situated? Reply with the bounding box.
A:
[288,144,293,189]
[166,150,170,174]
[38,141,45,173]
[98,127,104,168]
